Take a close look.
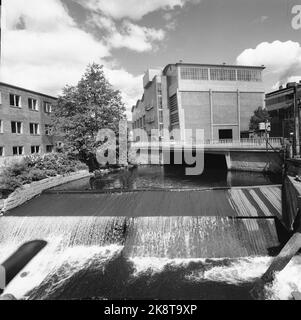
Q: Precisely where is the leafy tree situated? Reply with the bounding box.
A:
[249,107,271,131]
[52,63,126,168]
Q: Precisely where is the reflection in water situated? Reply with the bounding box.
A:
[54,166,282,192]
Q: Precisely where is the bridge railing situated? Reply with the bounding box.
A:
[131,138,283,149]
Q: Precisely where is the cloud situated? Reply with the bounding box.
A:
[236,40,301,85]
[0,0,145,116]
[89,15,165,52]
[75,0,200,21]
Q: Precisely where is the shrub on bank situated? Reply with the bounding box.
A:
[0,153,88,192]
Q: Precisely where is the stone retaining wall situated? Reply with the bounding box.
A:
[0,170,90,214]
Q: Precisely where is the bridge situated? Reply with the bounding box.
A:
[131,138,284,173]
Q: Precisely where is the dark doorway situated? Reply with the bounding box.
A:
[219,129,233,140]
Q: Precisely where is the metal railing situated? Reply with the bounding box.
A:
[131,138,283,149]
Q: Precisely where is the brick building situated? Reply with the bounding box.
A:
[266,82,301,138]
[0,82,58,157]
[132,63,266,143]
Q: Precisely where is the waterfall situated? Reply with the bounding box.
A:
[0,215,287,300]
[124,217,280,259]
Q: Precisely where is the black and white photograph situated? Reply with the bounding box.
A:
[0,0,301,306]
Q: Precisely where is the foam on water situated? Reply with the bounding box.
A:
[0,216,300,300]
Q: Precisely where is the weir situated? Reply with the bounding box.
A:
[0,179,298,300]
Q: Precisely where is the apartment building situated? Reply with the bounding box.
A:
[0,82,58,157]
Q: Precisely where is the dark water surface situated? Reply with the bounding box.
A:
[52,165,282,192]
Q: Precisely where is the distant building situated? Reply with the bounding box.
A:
[132,63,265,143]
[266,82,301,138]
[0,82,58,157]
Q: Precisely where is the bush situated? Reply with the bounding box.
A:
[0,153,88,192]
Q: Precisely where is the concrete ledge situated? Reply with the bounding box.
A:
[0,170,91,214]
[283,175,301,231]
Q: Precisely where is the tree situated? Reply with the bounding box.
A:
[249,107,271,131]
[52,63,126,168]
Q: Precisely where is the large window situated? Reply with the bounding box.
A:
[13,146,24,156]
[11,121,23,134]
[159,110,163,123]
[10,94,21,108]
[181,67,209,80]
[28,98,38,111]
[46,145,54,153]
[158,96,163,110]
[210,68,236,81]
[0,120,3,133]
[31,146,40,154]
[44,101,52,113]
[237,69,262,82]
[45,124,53,136]
[0,147,4,157]
[30,123,40,135]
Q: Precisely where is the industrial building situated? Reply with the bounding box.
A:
[132,63,266,143]
[266,82,301,139]
[0,82,58,157]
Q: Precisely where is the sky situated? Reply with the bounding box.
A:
[1,0,301,118]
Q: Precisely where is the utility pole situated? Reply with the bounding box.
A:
[294,83,300,157]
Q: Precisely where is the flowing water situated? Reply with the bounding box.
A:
[0,166,299,300]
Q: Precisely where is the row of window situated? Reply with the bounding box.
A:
[266,93,294,107]
[7,93,53,113]
[0,120,53,135]
[0,145,54,157]
[180,67,262,82]
[133,116,146,130]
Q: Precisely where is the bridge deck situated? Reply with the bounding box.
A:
[7,186,282,218]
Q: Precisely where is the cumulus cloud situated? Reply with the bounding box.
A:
[0,0,144,116]
[236,40,301,85]
[89,15,165,52]
[75,0,200,21]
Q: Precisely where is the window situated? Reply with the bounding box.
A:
[30,123,40,135]
[28,98,38,111]
[157,83,162,95]
[45,124,53,136]
[237,69,262,82]
[10,94,21,107]
[158,96,163,110]
[0,120,3,133]
[181,67,209,80]
[31,146,40,154]
[210,68,236,81]
[44,102,52,113]
[159,110,163,123]
[11,121,23,134]
[13,146,24,156]
[46,145,54,153]
[0,147,4,157]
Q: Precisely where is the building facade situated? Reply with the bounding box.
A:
[0,82,58,157]
[266,82,301,138]
[132,63,266,143]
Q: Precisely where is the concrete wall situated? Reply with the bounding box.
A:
[226,151,282,173]
[0,170,90,214]
[181,91,211,141]
[0,83,57,157]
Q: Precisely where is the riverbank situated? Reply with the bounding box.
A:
[0,170,91,214]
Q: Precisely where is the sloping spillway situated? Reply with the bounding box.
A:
[0,186,298,300]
